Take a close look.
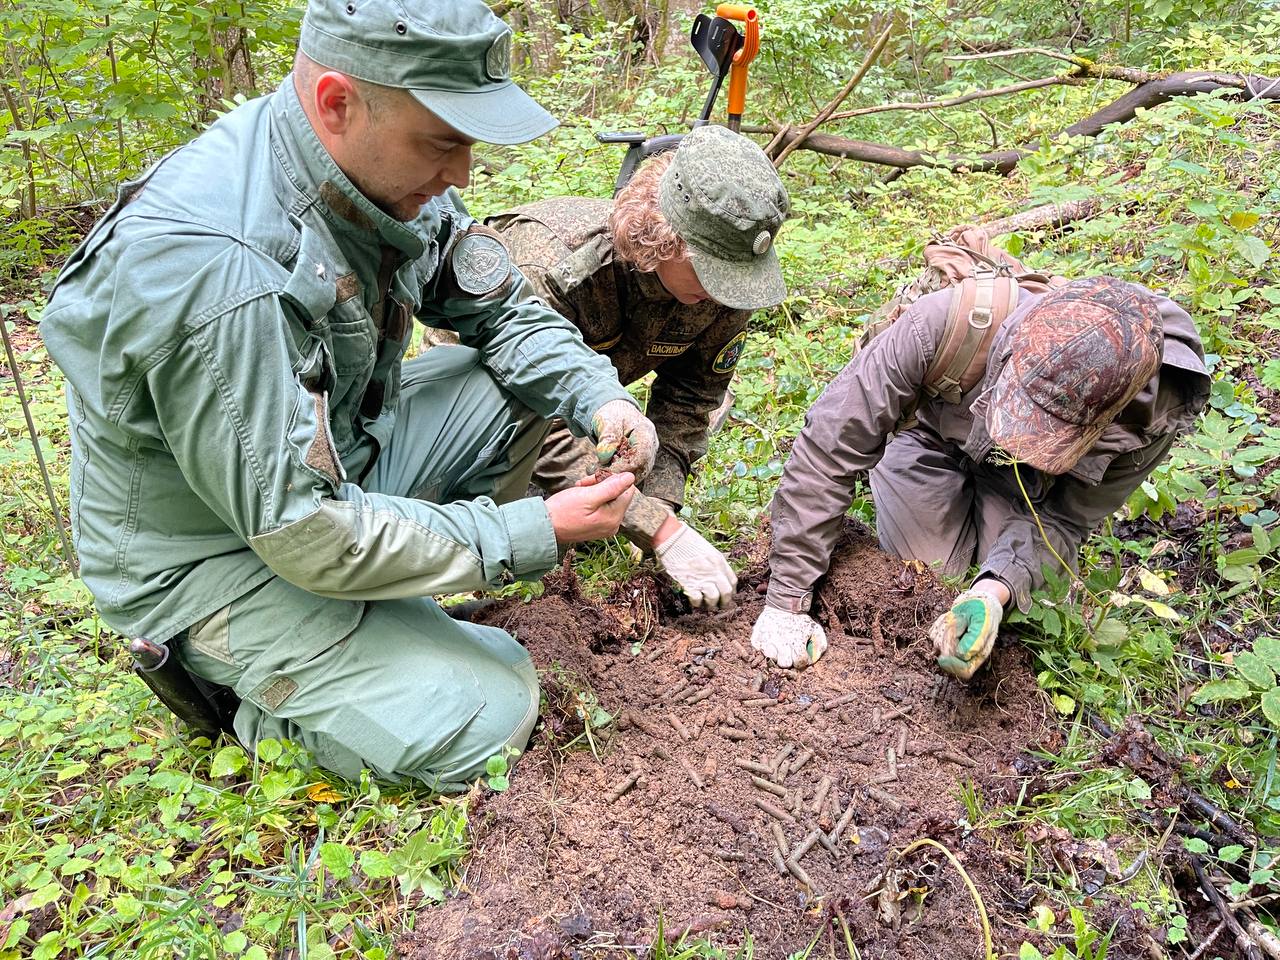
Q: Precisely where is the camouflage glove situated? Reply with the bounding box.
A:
[750,605,827,669]
[591,399,658,481]
[928,589,1003,681]
[654,522,737,609]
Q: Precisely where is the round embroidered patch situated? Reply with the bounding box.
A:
[452,233,510,297]
[752,230,772,255]
[486,30,512,81]
[712,330,748,373]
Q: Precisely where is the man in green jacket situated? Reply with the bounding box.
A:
[40,0,662,788]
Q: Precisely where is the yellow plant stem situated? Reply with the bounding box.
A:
[1012,459,1107,610]
[896,837,994,960]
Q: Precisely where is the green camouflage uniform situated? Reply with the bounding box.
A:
[39,0,638,788]
[486,197,751,546]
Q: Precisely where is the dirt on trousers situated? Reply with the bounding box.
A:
[402,523,1054,960]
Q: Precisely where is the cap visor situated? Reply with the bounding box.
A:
[987,371,1107,475]
[689,245,787,311]
[411,82,557,146]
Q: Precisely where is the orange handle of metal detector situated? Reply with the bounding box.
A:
[715,4,759,130]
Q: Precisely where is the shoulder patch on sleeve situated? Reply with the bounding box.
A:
[450,226,512,297]
[547,234,611,298]
[712,330,748,373]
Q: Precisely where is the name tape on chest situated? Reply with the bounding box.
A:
[648,341,693,358]
[452,232,511,297]
[712,330,748,373]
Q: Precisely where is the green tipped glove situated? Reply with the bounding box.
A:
[928,589,1003,681]
[591,399,658,480]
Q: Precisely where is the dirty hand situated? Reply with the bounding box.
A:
[546,472,636,546]
[750,605,828,669]
[928,587,1004,681]
[591,399,658,481]
[653,520,737,609]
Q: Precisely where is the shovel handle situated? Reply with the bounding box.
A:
[715,5,759,130]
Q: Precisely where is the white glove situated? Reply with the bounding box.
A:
[750,605,828,669]
[591,400,658,481]
[654,522,737,609]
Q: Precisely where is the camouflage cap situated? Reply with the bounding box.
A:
[299,0,556,145]
[658,125,790,311]
[987,276,1164,475]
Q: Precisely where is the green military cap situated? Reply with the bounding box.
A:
[658,125,790,311]
[299,0,556,145]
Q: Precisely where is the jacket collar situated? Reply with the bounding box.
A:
[269,75,435,261]
[634,268,675,303]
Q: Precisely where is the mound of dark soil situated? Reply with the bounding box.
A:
[402,523,1052,959]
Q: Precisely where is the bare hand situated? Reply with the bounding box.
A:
[546,472,636,546]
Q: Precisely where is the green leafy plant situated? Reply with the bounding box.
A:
[484,745,522,792]
[1019,908,1116,960]
[1191,635,1280,728]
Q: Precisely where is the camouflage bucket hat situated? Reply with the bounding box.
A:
[987,276,1164,475]
[658,125,790,311]
[299,0,556,145]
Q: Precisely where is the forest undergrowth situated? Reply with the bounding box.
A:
[1,2,1278,956]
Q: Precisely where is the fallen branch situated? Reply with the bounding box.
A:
[975,197,1103,236]
[1089,713,1255,846]
[1245,917,1280,960]
[1191,856,1263,960]
[753,69,1279,178]
[771,20,897,168]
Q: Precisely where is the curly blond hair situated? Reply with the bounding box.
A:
[608,150,687,272]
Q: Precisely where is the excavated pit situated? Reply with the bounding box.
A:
[403,522,1054,959]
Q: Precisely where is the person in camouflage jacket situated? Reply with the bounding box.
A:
[484,126,791,609]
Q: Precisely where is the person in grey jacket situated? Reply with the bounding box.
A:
[751,276,1210,679]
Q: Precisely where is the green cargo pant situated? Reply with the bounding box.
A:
[180,347,546,791]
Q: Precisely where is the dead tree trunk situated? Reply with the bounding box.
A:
[975,197,1102,236]
[761,69,1280,177]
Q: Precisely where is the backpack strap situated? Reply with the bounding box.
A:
[922,265,1020,403]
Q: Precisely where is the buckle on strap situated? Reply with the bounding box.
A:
[969,274,997,329]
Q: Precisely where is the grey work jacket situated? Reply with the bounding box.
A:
[767,282,1210,612]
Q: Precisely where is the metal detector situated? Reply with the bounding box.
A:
[597,4,761,195]
[690,13,743,129]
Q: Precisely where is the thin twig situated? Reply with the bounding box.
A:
[0,313,76,571]
[825,74,1073,122]
[944,46,1086,66]
[772,20,897,168]
[1191,856,1263,960]
[1185,922,1226,960]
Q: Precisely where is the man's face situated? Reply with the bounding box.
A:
[655,255,712,305]
[338,91,476,222]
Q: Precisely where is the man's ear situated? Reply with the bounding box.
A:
[312,71,360,135]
